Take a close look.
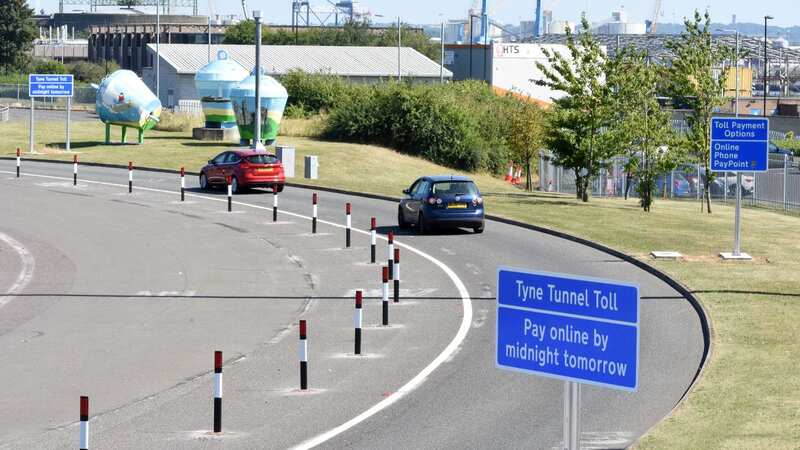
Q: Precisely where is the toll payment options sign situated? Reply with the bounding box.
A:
[28,74,74,98]
[496,268,639,391]
[710,117,769,172]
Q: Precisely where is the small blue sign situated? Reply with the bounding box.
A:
[28,74,74,98]
[496,268,639,391]
[710,117,769,172]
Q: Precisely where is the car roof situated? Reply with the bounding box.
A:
[423,175,475,183]
[230,149,277,157]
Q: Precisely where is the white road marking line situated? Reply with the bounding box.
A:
[2,169,473,449]
[0,232,35,309]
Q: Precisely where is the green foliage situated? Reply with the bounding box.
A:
[279,70,354,115]
[0,0,37,73]
[67,61,119,84]
[224,20,440,62]
[318,79,515,172]
[775,132,800,157]
[606,47,682,211]
[665,10,731,213]
[507,101,547,190]
[28,58,67,75]
[535,17,617,202]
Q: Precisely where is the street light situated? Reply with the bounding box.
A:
[763,15,773,117]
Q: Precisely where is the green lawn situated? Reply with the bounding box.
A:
[2,119,799,449]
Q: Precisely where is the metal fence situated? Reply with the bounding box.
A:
[539,152,800,213]
[0,83,97,107]
[0,105,8,122]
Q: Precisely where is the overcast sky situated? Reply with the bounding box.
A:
[31,0,797,28]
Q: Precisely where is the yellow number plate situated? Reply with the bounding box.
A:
[447,203,467,209]
[257,168,274,173]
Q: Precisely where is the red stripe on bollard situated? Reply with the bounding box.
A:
[79,396,89,449]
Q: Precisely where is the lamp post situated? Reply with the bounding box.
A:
[763,15,772,117]
[253,10,262,150]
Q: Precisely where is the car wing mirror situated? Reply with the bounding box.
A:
[402,188,411,195]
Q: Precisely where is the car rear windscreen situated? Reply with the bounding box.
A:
[431,181,478,196]
[246,154,280,164]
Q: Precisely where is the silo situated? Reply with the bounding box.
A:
[194,50,249,129]
[229,68,289,146]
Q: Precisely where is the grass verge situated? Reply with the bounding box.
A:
[2,119,799,448]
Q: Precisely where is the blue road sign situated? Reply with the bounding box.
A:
[496,268,639,391]
[710,117,769,172]
[28,74,74,98]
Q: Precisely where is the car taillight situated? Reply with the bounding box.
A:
[427,197,442,205]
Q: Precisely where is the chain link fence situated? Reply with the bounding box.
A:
[539,152,800,213]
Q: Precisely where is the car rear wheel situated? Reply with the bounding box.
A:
[417,212,428,235]
[398,206,409,228]
[199,172,209,190]
[231,176,240,194]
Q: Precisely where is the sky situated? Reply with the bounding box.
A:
[32,0,798,28]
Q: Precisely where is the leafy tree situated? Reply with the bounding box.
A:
[535,17,617,202]
[665,11,730,213]
[0,0,37,73]
[607,47,683,211]
[507,101,547,191]
[29,58,67,74]
[223,20,266,45]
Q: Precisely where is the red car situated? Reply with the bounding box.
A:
[199,149,285,194]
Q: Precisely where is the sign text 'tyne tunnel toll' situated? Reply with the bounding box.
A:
[496,268,639,391]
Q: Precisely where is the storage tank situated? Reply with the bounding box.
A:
[95,69,162,144]
[229,67,289,146]
[194,50,249,129]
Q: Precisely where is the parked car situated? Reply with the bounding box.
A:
[769,142,793,157]
[199,149,285,194]
[398,175,485,234]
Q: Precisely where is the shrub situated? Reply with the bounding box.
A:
[280,70,354,116]
[68,61,119,84]
[28,58,66,75]
[155,111,204,132]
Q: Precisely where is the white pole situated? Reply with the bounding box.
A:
[29,97,34,154]
[440,22,445,83]
[733,31,742,256]
[568,381,580,450]
[562,381,570,450]
[66,97,71,152]
[156,0,160,102]
[208,17,212,63]
[397,16,401,81]
[253,10,262,150]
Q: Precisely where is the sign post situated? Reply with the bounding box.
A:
[28,74,74,154]
[496,268,639,450]
[710,117,769,260]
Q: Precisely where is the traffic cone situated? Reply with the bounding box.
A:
[504,163,514,182]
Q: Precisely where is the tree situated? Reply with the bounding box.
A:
[607,48,684,211]
[535,17,617,202]
[0,0,37,73]
[665,11,730,213]
[223,20,268,45]
[507,101,547,191]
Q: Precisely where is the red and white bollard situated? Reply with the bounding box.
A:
[370,217,377,263]
[73,155,78,186]
[382,266,389,326]
[299,320,308,390]
[311,193,318,234]
[505,163,513,182]
[387,232,394,280]
[213,350,222,433]
[226,176,232,212]
[354,290,363,355]
[345,203,352,248]
[273,189,279,222]
[393,247,400,303]
[128,161,133,193]
[16,148,20,178]
[79,396,89,450]
[180,167,185,201]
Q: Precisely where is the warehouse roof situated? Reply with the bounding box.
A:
[146,44,452,78]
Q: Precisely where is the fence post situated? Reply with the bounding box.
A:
[670,169,675,198]
[696,164,701,201]
[557,166,562,193]
[752,171,757,206]
[784,154,789,211]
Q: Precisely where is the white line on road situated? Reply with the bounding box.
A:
[0,232,35,309]
[3,170,473,449]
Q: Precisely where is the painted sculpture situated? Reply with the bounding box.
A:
[229,67,288,146]
[95,70,162,144]
[194,50,249,130]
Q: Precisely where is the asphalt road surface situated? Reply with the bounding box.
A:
[0,160,704,449]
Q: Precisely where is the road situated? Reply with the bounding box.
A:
[0,160,705,449]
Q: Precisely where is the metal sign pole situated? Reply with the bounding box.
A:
[734,172,742,256]
[253,10,262,150]
[569,382,581,450]
[563,381,570,450]
[29,97,34,154]
[66,97,71,152]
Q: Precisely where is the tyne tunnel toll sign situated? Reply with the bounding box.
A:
[710,117,769,172]
[496,267,639,391]
[28,74,74,98]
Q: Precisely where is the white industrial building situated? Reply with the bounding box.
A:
[595,10,647,35]
[142,44,452,107]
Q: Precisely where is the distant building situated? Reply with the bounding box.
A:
[144,44,452,107]
[595,10,647,35]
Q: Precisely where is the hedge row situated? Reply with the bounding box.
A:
[279,71,519,172]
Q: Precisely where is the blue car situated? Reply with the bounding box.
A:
[398,175,485,234]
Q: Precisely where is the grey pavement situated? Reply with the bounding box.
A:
[0,160,704,449]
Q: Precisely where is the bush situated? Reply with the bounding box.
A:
[280,70,354,116]
[68,61,120,84]
[155,111,204,132]
[28,58,66,75]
